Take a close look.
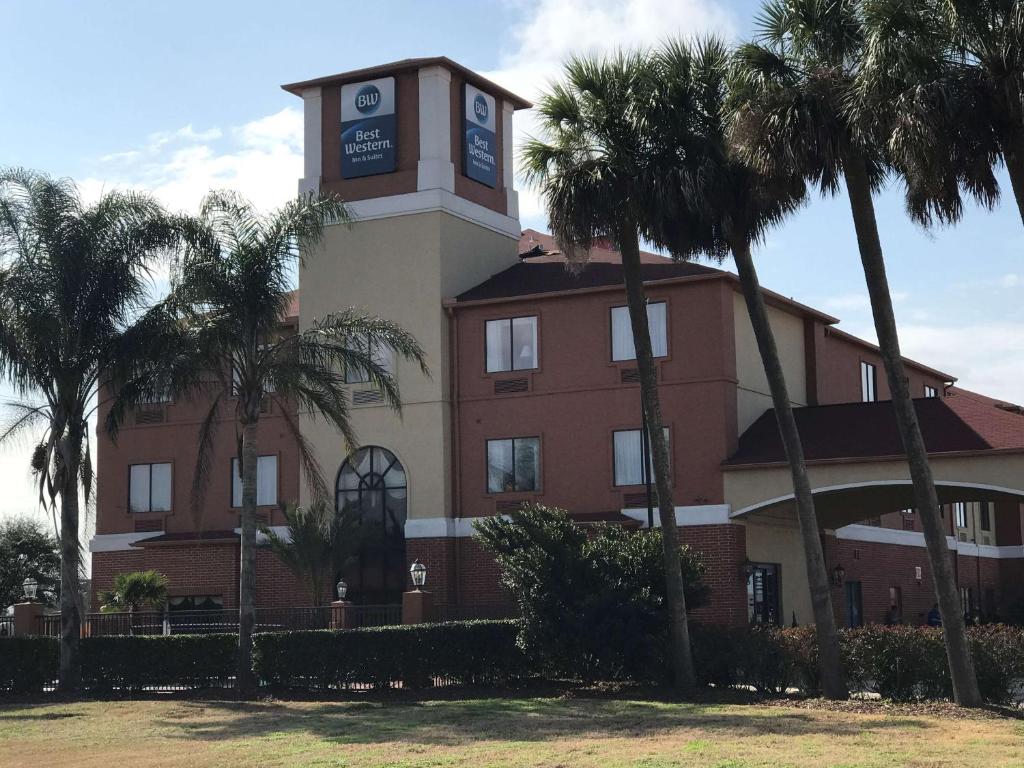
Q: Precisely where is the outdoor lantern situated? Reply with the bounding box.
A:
[22,577,38,601]
[831,564,846,587]
[410,559,427,589]
[336,579,348,601]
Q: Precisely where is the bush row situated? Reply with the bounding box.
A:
[0,620,525,694]
[692,623,1024,703]
[253,620,527,690]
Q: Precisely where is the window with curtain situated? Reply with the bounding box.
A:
[129,463,172,513]
[924,385,938,398]
[860,361,877,402]
[613,428,670,486]
[610,302,667,361]
[231,455,278,507]
[953,501,968,528]
[487,437,540,493]
[485,316,538,373]
[345,334,395,384]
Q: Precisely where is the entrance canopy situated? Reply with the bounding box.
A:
[724,389,1024,529]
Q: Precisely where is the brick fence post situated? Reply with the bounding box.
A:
[12,601,44,636]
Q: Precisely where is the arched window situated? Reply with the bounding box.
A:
[336,446,407,602]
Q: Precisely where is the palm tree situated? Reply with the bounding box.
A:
[98,570,168,635]
[108,190,428,696]
[860,0,1021,226]
[261,501,362,611]
[641,38,847,699]
[522,53,696,690]
[730,0,982,706]
[0,168,178,691]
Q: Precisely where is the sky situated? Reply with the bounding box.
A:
[1,0,1021,528]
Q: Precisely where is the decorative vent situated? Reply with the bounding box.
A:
[853,548,861,560]
[495,499,525,514]
[255,512,270,527]
[958,532,968,542]
[620,368,641,384]
[622,491,657,508]
[134,519,162,532]
[353,389,384,406]
[494,377,529,395]
[980,534,992,546]
[902,518,915,531]
[135,407,165,425]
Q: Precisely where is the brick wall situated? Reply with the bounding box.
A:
[680,524,748,626]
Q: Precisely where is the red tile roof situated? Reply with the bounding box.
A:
[456,229,724,302]
[725,387,1024,466]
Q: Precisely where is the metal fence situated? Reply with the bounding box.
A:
[0,615,13,637]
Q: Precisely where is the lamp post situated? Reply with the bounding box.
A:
[22,577,38,602]
[409,560,427,590]
[830,564,846,587]
[336,579,348,601]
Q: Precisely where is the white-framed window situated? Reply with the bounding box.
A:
[860,361,877,402]
[487,437,540,493]
[345,335,394,384]
[485,316,538,373]
[129,463,172,513]
[924,385,938,398]
[613,427,670,487]
[611,302,667,361]
[231,455,279,507]
[954,502,968,529]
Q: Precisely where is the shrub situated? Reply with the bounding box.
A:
[253,620,527,690]
[474,504,708,682]
[842,625,950,701]
[0,636,58,694]
[79,634,236,693]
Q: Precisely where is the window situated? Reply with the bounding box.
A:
[611,302,667,361]
[345,335,394,384]
[485,316,538,373]
[954,501,968,529]
[129,463,172,513]
[613,428,670,487]
[979,502,991,532]
[845,580,864,628]
[231,455,278,507]
[924,385,938,398]
[747,563,781,625]
[487,437,540,493]
[888,586,903,624]
[860,361,877,402]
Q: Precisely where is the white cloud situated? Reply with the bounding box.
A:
[999,273,1021,288]
[821,290,908,313]
[482,0,738,229]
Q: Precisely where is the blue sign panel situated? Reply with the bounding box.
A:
[340,77,396,179]
[463,84,497,188]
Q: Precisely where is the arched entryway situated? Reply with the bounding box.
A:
[336,446,408,604]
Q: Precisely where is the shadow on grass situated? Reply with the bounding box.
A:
[151,697,933,747]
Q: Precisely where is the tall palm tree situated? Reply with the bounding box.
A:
[858,0,1011,227]
[0,168,178,691]
[730,0,982,706]
[522,53,696,690]
[98,569,168,634]
[642,38,847,699]
[108,190,428,696]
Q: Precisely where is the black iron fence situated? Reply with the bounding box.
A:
[0,615,13,637]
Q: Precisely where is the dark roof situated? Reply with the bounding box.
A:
[456,229,723,302]
[132,531,239,547]
[282,57,531,109]
[726,388,1024,466]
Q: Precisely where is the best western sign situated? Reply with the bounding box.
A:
[463,84,497,188]
[340,77,396,178]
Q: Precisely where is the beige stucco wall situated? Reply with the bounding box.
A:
[733,292,807,433]
[725,452,1024,529]
[742,517,814,626]
[298,211,519,520]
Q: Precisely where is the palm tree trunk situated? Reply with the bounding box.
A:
[237,419,259,697]
[729,238,848,700]
[842,149,982,708]
[619,230,695,692]
[56,434,82,693]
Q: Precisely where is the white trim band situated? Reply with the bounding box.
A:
[835,523,1024,559]
[89,532,165,553]
[339,188,521,239]
[622,504,732,528]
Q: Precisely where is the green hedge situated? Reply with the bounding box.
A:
[691,623,1024,703]
[0,636,58,694]
[0,634,235,694]
[253,620,528,690]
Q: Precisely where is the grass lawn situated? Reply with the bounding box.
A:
[1,696,1022,767]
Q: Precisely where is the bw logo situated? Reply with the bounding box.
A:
[356,84,381,115]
